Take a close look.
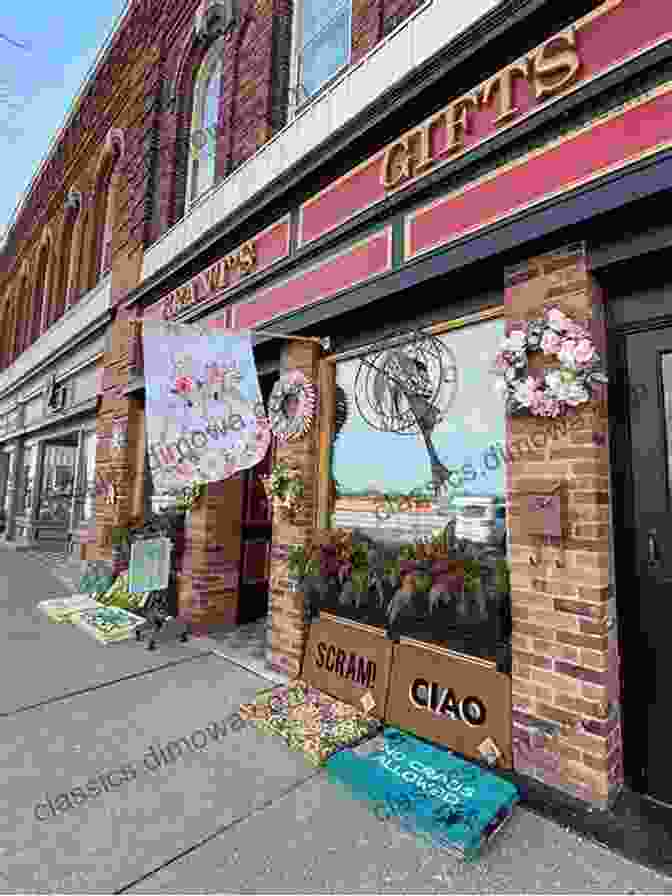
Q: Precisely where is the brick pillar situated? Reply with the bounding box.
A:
[504,243,623,807]
[179,476,245,634]
[93,318,144,574]
[267,340,322,678]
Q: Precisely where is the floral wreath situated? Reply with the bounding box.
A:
[268,370,317,441]
[494,307,608,417]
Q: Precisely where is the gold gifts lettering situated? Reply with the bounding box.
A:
[381,25,581,189]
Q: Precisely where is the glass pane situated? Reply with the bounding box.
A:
[300,4,349,97]
[38,443,77,523]
[332,317,507,542]
[190,57,221,202]
[302,0,345,42]
[327,317,509,658]
[662,353,672,493]
[81,432,97,522]
[17,445,37,515]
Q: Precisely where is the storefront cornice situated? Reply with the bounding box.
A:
[230,150,672,351]
[0,312,112,405]
[1,396,99,442]
[123,0,600,315]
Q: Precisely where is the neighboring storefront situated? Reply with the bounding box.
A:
[117,0,672,816]
[0,279,110,551]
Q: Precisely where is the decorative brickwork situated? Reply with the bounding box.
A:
[267,340,323,678]
[504,244,623,807]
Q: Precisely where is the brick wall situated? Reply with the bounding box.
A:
[504,244,623,807]
[351,0,427,64]
[266,339,322,678]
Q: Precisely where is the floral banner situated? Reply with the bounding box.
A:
[142,321,271,497]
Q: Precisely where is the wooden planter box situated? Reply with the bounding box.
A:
[301,612,394,720]
[385,637,513,769]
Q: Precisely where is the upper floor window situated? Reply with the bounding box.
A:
[187,40,223,207]
[294,0,351,103]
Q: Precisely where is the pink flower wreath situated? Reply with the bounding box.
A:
[494,307,608,417]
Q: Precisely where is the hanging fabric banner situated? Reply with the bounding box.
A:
[142,321,271,496]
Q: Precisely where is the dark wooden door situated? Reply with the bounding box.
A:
[236,375,276,625]
[624,325,672,805]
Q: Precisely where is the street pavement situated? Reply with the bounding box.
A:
[0,547,670,893]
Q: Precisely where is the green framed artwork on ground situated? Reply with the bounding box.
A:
[128,537,171,594]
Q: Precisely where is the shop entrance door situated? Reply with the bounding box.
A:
[236,373,277,625]
[237,441,274,624]
[624,325,672,806]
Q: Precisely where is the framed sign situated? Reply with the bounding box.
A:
[128,537,172,594]
[386,637,512,769]
[301,613,394,720]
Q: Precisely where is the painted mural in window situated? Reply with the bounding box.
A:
[310,316,511,662]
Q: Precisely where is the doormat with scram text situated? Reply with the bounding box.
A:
[238,679,381,766]
[326,727,519,860]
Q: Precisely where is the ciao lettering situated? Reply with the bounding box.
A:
[409,678,486,727]
[314,642,377,688]
[163,242,256,319]
[381,26,581,190]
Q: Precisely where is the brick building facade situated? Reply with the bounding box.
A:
[1,0,671,848]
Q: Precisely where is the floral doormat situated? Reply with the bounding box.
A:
[238,680,381,766]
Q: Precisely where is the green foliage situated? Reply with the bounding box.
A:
[287,545,308,579]
[175,482,206,513]
[351,542,369,570]
[463,559,482,593]
[351,567,370,594]
[399,543,416,561]
[414,574,432,593]
[495,557,511,594]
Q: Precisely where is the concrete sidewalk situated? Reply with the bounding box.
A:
[0,548,669,893]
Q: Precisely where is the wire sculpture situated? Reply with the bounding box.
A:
[353,328,458,497]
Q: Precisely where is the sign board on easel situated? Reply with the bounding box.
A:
[128,537,172,593]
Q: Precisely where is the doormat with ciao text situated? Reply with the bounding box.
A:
[326,727,519,860]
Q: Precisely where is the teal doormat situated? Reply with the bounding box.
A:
[326,727,519,860]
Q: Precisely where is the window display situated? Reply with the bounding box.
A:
[38,441,77,524]
[312,315,511,664]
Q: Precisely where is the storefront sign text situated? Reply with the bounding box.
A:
[381,27,581,190]
[315,641,376,688]
[162,241,256,319]
[409,678,486,726]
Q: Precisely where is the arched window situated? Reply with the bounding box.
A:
[91,141,121,290]
[16,274,31,356]
[186,40,223,207]
[52,193,80,325]
[30,239,50,345]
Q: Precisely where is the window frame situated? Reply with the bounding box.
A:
[289,0,353,116]
[185,37,226,210]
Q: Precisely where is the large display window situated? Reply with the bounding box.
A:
[308,310,511,664]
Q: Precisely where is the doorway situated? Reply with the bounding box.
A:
[236,373,276,625]
[619,324,672,805]
[36,434,79,545]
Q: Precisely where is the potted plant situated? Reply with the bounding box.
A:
[262,461,304,522]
